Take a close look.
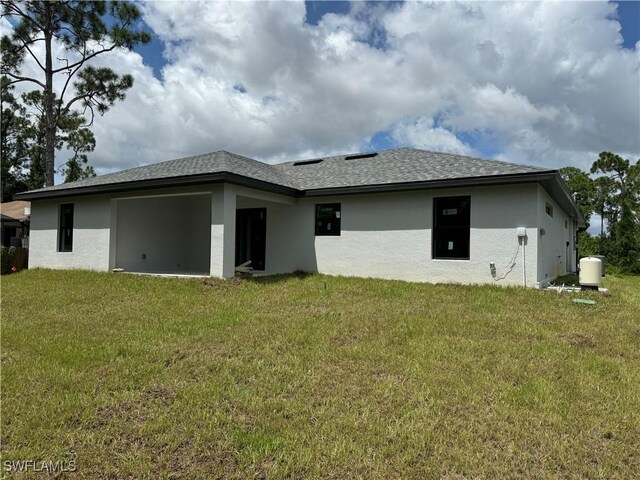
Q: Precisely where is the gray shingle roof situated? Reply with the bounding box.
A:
[26,150,295,193]
[18,147,584,226]
[23,147,552,195]
[273,147,550,190]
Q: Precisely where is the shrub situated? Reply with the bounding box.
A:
[1,246,28,275]
[0,246,9,275]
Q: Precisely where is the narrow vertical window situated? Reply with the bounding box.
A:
[58,203,74,252]
[315,203,341,236]
[545,203,554,217]
[432,196,470,259]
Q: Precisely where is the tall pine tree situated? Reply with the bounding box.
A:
[0,1,150,188]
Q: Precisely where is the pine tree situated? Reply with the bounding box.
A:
[0,1,151,187]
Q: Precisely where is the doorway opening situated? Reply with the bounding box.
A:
[235,208,266,271]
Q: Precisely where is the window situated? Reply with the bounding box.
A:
[432,196,470,259]
[58,203,74,252]
[545,202,553,217]
[315,203,341,236]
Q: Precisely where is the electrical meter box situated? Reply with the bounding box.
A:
[516,227,527,238]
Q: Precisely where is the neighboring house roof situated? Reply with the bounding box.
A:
[0,201,31,222]
[15,148,584,226]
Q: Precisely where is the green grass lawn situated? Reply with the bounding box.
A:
[1,270,639,479]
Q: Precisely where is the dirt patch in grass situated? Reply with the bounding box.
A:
[200,276,243,289]
[94,399,147,429]
[142,384,177,404]
[562,332,597,348]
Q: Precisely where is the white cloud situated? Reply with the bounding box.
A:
[391,118,475,156]
[2,1,638,176]
[445,84,560,132]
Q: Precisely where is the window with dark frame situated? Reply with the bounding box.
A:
[315,203,341,236]
[545,203,554,217]
[58,203,74,252]
[432,196,470,260]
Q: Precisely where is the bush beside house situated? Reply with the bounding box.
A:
[1,246,28,275]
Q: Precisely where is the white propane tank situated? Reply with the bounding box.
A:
[579,257,602,289]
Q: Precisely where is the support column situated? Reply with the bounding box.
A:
[108,199,118,270]
[210,184,236,278]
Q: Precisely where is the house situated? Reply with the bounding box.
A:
[16,148,584,287]
[1,200,31,247]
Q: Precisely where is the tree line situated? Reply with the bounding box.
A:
[560,152,640,273]
[1,0,150,200]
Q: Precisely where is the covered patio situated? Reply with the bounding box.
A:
[109,184,305,277]
[112,192,212,275]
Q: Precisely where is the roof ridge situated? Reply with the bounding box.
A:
[220,150,275,167]
[81,150,223,180]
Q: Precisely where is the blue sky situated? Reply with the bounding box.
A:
[615,0,640,48]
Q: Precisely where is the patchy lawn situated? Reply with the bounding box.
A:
[1,270,639,479]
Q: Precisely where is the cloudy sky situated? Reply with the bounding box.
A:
[2,0,639,177]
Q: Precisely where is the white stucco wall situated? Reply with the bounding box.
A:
[27,180,577,286]
[296,185,541,286]
[29,195,111,270]
[536,185,575,282]
[226,183,544,286]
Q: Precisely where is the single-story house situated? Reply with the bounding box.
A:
[1,200,31,247]
[16,148,584,287]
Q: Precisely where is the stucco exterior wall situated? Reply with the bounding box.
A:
[536,185,575,282]
[29,195,111,270]
[27,181,576,287]
[29,186,215,273]
[232,184,546,286]
[298,185,541,286]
